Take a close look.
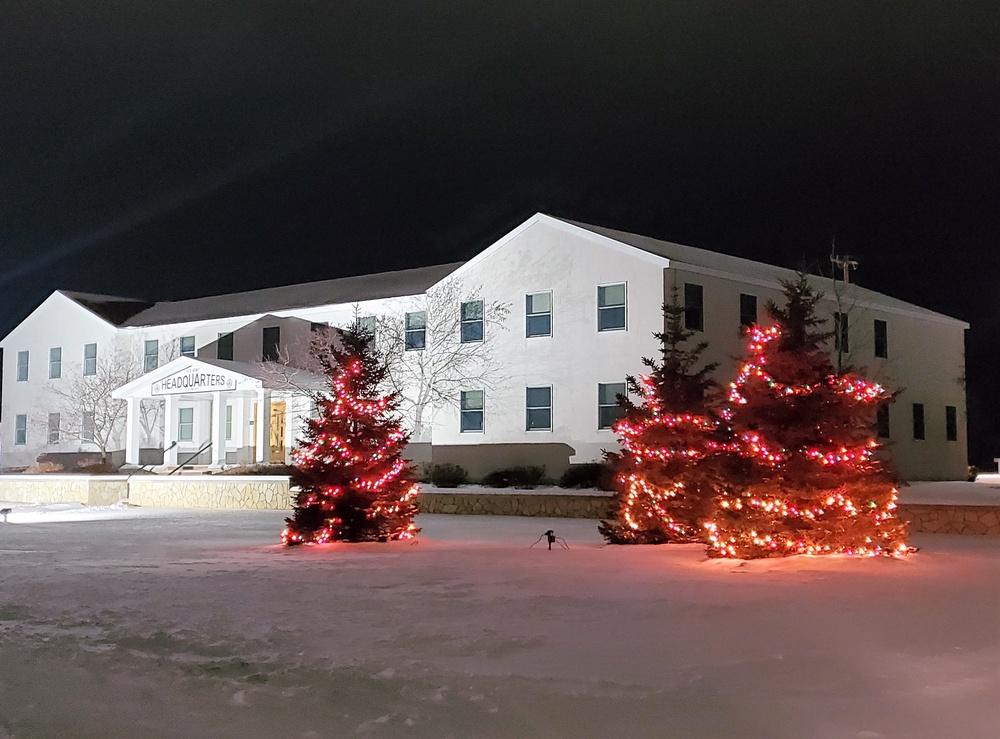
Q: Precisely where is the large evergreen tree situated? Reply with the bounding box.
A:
[281,324,419,545]
[599,285,727,544]
[704,275,909,558]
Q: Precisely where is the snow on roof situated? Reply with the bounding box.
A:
[120,262,464,327]
[555,217,968,326]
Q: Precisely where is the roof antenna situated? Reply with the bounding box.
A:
[830,238,858,284]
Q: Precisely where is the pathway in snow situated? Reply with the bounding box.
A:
[0,508,996,738]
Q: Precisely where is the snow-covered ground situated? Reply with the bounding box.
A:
[0,506,997,738]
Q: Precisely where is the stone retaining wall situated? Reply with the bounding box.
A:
[125,476,292,510]
[0,474,290,510]
[899,504,1000,536]
[417,492,614,519]
[0,475,127,506]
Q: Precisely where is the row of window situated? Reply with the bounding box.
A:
[12,404,238,446]
[456,383,627,433]
[876,403,958,441]
[15,344,99,382]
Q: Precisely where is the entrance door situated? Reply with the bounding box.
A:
[269,400,286,464]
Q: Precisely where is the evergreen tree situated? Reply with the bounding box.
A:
[704,275,909,558]
[599,285,726,544]
[281,324,419,545]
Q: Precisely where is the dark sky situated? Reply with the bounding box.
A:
[2,2,998,464]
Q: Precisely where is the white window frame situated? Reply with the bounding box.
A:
[14,414,27,445]
[144,340,159,372]
[83,343,98,376]
[598,382,627,430]
[684,282,704,332]
[82,412,96,443]
[525,386,553,431]
[49,347,62,379]
[460,390,485,433]
[16,351,28,382]
[405,311,427,351]
[225,404,233,441]
[179,335,196,357]
[460,300,485,344]
[597,283,627,332]
[178,407,194,442]
[217,332,234,361]
[526,291,552,338]
[47,412,60,444]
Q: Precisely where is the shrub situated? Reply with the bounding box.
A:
[481,466,546,489]
[968,465,979,482]
[428,463,468,488]
[559,463,614,490]
[25,461,64,474]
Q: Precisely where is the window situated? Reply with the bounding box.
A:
[876,404,890,439]
[83,343,98,376]
[262,327,280,362]
[684,283,704,332]
[14,414,26,445]
[945,405,958,442]
[526,292,552,337]
[598,382,626,430]
[178,407,194,442]
[47,413,60,444]
[460,300,484,343]
[405,311,426,350]
[49,347,62,379]
[225,404,233,441]
[16,350,28,382]
[179,336,196,357]
[357,315,377,338]
[310,322,327,333]
[739,293,757,329]
[912,403,925,440]
[217,332,234,361]
[460,390,484,433]
[526,386,552,431]
[82,412,95,443]
[144,340,159,372]
[874,319,888,359]
[834,312,849,353]
[598,284,626,331]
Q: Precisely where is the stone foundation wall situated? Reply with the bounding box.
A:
[899,504,1000,536]
[417,492,614,519]
[0,474,289,510]
[0,475,128,506]
[127,476,292,510]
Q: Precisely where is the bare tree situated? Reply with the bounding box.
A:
[136,340,180,445]
[42,340,143,462]
[376,279,511,439]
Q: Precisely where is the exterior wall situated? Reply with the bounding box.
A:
[666,266,968,481]
[0,294,119,469]
[429,219,666,465]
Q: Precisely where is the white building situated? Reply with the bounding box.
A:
[0,214,969,480]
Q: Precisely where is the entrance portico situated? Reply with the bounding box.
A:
[112,357,320,469]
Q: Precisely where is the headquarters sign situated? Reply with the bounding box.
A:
[152,366,239,396]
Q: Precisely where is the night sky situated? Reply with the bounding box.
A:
[2,3,998,464]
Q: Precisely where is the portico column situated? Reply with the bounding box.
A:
[241,394,254,463]
[124,397,141,466]
[255,389,271,464]
[163,395,178,466]
[210,391,227,468]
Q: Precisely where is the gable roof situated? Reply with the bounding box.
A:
[117,262,464,327]
[552,216,968,327]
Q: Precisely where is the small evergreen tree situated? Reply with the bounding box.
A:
[704,275,909,558]
[281,324,419,545]
[599,285,726,544]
